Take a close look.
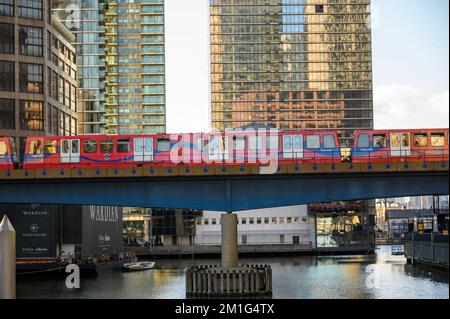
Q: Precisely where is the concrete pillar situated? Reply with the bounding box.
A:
[0,215,15,299]
[192,271,197,293]
[221,213,238,268]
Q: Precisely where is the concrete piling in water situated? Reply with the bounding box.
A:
[0,215,15,299]
[221,213,238,268]
[185,213,272,297]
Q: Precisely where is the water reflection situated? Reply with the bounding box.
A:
[16,246,448,299]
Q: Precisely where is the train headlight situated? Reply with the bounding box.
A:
[341,148,352,162]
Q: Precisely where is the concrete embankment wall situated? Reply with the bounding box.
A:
[404,233,449,270]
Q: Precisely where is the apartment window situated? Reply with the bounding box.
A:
[19,100,43,131]
[19,0,43,20]
[0,60,14,91]
[51,70,58,99]
[241,218,247,225]
[257,217,262,225]
[0,99,15,129]
[196,218,202,226]
[211,218,217,225]
[204,218,209,226]
[19,63,43,93]
[315,5,324,13]
[279,217,285,224]
[264,217,269,224]
[0,0,14,16]
[19,25,43,56]
[0,23,14,54]
[249,217,254,225]
[271,217,277,224]
[287,217,292,224]
[280,234,285,244]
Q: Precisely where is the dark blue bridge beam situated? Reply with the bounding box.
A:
[0,172,448,211]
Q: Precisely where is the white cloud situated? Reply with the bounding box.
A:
[374,84,449,129]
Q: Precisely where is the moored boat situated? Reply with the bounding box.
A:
[122,261,156,272]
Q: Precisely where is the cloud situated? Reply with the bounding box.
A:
[374,84,449,129]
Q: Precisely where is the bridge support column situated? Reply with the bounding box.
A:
[0,215,15,299]
[221,213,238,268]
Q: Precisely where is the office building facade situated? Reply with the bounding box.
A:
[0,0,78,157]
[210,0,373,144]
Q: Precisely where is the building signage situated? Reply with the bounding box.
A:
[14,204,57,258]
[82,205,123,258]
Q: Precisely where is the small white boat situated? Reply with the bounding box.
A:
[122,261,156,272]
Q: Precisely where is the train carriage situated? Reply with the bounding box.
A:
[351,129,449,163]
[9,128,449,170]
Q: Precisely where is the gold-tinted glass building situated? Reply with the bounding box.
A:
[210,0,373,144]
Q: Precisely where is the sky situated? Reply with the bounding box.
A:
[165,0,449,133]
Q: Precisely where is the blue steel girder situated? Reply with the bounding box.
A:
[0,171,448,212]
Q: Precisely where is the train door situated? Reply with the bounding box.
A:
[390,132,411,157]
[133,137,153,162]
[283,135,303,159]
[208,135,228,161]
[61,139,80,163]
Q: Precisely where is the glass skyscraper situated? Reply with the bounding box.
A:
[52,0,107,135]
[104,0,166,134]
[210,0,373,144]
[52,0,166,135]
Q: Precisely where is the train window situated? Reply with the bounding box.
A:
[268,135,279,149]
[100,139,114,153]
[44,140,57,154]
[249,136,258,150]
[117,139,130,153]
[324,135,336,149]
[72,140,79,153]
[157,139,170,152]
[0,141,7,155]
[391,134,400,148]
[414,133,428,147]
[61,140,69,154]
[283,136,292,149]
[28,140,42,155]
[306,135,320,149]
[357,134,370,148]
[233,137,245,151]
[196,137,204,151]
[373,134,387,148]
[431,133,445,147]
[402,133,410,147]
[83,139,97,153]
